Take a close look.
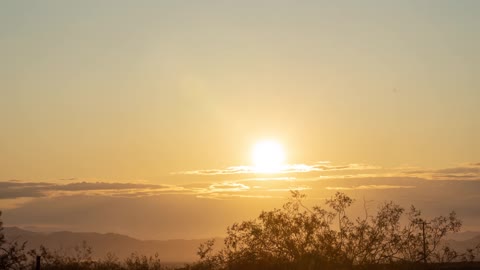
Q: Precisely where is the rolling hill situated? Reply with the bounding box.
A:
[4,227,479,263]
[3,227,223,263]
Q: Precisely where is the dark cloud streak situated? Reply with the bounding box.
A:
[0,181,171,199]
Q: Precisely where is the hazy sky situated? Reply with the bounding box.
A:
[1,1,479,239]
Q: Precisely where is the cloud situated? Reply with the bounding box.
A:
[1,167,480,240]
[436,167,480,174]
[58,178,78,181]
[266,186,312,192]
[2,161,480,205]
[325,185,416,191]
[196,193,277,200]
[0,180,290,201]
[0,181,175,199]
[403,164,480,180]
[173,166,252,176]
[0,181,56,199]
[53,182,169,191]
[3,176,480,239]
[207,182,250,193]
[173,162,379,176]
[238,177,297,181]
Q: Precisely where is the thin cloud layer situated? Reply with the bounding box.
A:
[2,162,480,204]
[0,181,57,199]
[0,181,175,200]
[403,163,480,180]
[0,179,301,202]
[174,162,379,176]
[173,162,480,182]
[325,185,416,191]
[3,176,480,239]
[1,164,480,239]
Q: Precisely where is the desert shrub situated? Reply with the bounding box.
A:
[29,244,164,270]
[193,191,466,270]
[124,252,162,270]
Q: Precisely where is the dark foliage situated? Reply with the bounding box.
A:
[190,192,480,270]
[0,211,166,270]
[1,193,480,270]
[0,211,29,270]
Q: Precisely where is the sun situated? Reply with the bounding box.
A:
[252,140,286,173]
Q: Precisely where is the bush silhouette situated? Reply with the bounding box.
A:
[1,195,479,270]
[192,191,469,270]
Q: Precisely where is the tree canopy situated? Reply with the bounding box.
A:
[193,191,469,270]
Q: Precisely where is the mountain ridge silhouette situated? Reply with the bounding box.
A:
[3,226,224,263]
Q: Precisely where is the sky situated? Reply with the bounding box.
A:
[1,1,479,240]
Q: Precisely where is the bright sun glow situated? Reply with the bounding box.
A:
[252,140,286,173]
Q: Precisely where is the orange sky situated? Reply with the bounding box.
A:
[0,1,479,239]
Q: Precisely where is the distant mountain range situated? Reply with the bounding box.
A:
[446,232,480,255]
[3,227,223,263]
[446,231,480,242]
[3,227,479,263]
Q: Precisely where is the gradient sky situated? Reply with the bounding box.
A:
[1,1,479,239]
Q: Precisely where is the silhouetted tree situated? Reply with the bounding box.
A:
[193,191,467,270]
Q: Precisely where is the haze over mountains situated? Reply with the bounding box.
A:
[3,227,223,263]
[3,227,480,264]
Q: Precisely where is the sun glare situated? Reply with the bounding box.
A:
[252,140,286,173]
